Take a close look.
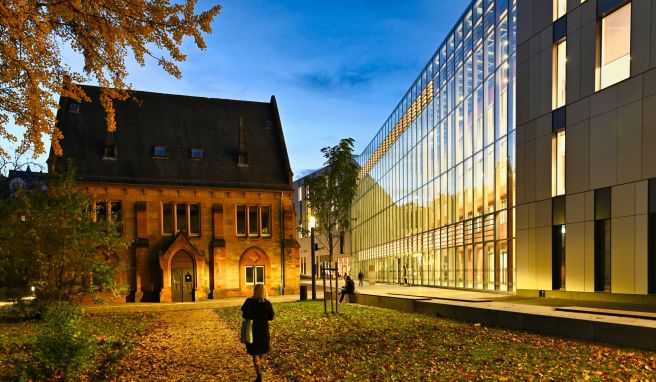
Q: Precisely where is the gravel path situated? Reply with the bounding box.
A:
[109,300,291,382]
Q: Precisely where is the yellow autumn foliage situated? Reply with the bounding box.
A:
[0,0,221,159]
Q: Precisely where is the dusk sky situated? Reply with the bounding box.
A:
[17,0,470,178]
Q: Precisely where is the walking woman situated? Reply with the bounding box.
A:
[241,284,275,382]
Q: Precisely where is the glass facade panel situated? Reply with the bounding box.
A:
[352,0,515,291]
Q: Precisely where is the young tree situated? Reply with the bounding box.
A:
[0,167,130,304]
[304,138,359,263]
[0,0,221,159]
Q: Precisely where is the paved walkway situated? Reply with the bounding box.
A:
[302,279,656,326]
[350,283,656,327]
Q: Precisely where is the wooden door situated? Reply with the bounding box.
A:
[171,251,195,302]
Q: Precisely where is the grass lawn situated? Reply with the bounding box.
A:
[215,301,656,381]
[0,309,154,381]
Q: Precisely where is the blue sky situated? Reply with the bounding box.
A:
[13,0,470,178]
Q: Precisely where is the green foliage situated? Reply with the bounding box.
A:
[304,138,359,261]
[0,166,130,305]
[34,302,95,380]
[0,305,155,381]
[91,260,117,292]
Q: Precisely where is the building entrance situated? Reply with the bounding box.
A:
[171,251,194,302]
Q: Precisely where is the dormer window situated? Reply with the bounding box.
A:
[190,148,204,159]
[103,145,117,159]
[69,103,80,113]
[153,146,167,158]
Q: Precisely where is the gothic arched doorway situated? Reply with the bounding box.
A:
[171,250,195,302]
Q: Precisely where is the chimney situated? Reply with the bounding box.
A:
[238,117,248,166]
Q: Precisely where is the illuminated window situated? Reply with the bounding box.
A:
[553,40,567,110]
[552,130,566,196]
[553,0,567,20]
[599,3,631,90]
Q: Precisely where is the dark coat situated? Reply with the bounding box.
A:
[345,278,355,293]
[241,298,275,356]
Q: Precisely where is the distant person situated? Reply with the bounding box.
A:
[357,271,364,287]
[241,284,275,382]
[339,275,356,303]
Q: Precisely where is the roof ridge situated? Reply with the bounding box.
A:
[77,84,271,105]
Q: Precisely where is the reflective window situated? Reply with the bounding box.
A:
[553,0,567,21]
[553,40,567,109]
[351,0,517,292]
[153,146,167,158]
[552,130,566,196]
[599,3,631,90]
[161,203,201,236]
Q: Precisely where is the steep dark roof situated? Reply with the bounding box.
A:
[50,85,293,190]
[2,168,48,198]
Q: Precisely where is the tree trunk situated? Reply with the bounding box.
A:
[328,232,334,264]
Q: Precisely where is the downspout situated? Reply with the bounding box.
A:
[279,192,285,295]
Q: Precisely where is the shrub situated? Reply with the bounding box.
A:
[34,302,95,380]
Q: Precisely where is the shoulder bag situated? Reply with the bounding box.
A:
[240,300,253,344]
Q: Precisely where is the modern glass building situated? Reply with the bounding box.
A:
[352,0,517,291]
[516,0,656,300]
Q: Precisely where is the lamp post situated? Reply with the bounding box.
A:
[310,227,316,300]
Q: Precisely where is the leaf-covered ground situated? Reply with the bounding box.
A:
[215,301,656,381]
[3,301,654,381]
[0,310,153,381]
[108,305,287,382]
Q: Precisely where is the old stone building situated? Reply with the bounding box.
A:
[48,85,299,302]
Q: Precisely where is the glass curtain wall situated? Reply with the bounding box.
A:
[352,0,517,291]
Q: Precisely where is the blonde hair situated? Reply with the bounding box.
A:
[252,284,268,302]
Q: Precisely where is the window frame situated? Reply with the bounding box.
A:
[553,40,567,110]
[597,2,631,91]
[153,145,168,158]
[161,202,201,237]
[235,205,272,238]
[552,130,566,197]
[244,265,265,285]
[553,0,567,21]
[190,147,204,160]
[94,200,123,234]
